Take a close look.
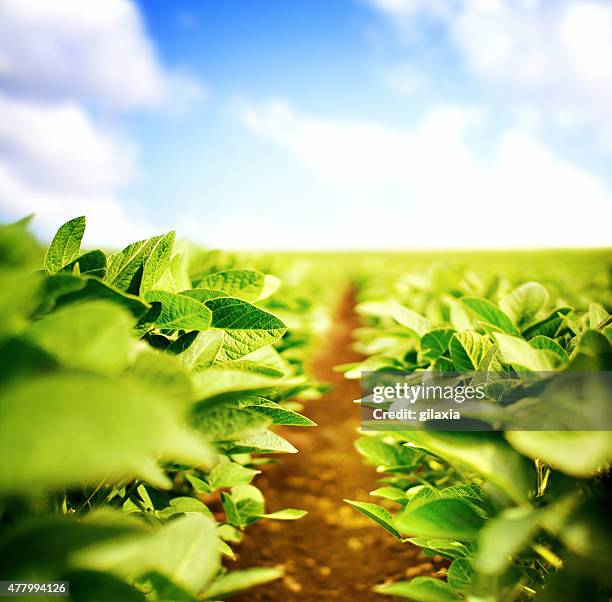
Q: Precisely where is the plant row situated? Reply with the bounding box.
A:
[0,216,326,601]
[340,261,612,601]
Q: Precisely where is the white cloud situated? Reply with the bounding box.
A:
[0,0,168,109]
[365,0,612,145]
[0,94,135,195]
[242,99,612,247]
[0,0,203,245]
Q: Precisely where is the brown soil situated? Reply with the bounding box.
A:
[232,288,446,601]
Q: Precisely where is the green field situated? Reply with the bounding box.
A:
[0,216,610,601]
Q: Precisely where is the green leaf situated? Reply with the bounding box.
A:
[421,328,456,360]
[475,506,540,576]
[461,297,518,334]
[145,290,212,331]
[375,577,462,601]
[192,368,301,404]
[66,570,146,602]
[0,512,145,579]
[522,307,572,339]
[493,332,558,371]
[447,559,474,593]
[0,373,213,494]
[45,216,86,274]
[156,497,213,519]
[25,301,133,375]
[506,431,612,477]
[228,430,297,454]
[370,486,407,503]
[63,249,106,278]
[125,349,193,403]
[404,431,535,503]
[53,276,150,318]
[167,330,224,369]
[449,332,492,371]
[105,234,165,294]
[208,461,260,489]
[257,508,307,520]
[238,397,316,426]
[139,231,175,294]
[355,436,421,472]
[198,269,280,302]
[206,297,287,360]
[231,484,265,521]
[181,288,228,303]
[79,513,220,597]
[500,282,548,328]
[589,302,609,329]
[397,498,485,541]
[392,303,433,336]
[344,500,401,539]
[202,567,283,600]
[220,492,243,527]
[528,335,569,364]
[191,405,271,441]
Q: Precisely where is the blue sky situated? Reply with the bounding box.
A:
[1,0,612,248]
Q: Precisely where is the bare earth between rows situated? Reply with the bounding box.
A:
[232,288,446,601]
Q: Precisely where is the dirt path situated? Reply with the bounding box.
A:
[232,288,445,601]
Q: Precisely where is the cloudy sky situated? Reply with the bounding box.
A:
[1,0,611,248]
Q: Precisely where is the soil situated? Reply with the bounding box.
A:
[232,288,447,601]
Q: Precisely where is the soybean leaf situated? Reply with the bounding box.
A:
[206,297,287,360]
[228,430,297,455]
[145,290,212,331]
[500,282,549,327]
[522,307,572,339]
[53,276,149,318]
[201,568,283,600]
[421,328,456,360]
[528,335,569,364]
[191,405,271,442]
[63,249,106,278]
[181,288,228,303]
[447,559,475,593]
[192,368,302,404]
[506,431,612,477]
[392,303,433,336]
[167,330,224,369]
[493,332,558,371]
[344,499,401,539]
[0,373,213,494]
[208,461,260,489]
[24,301,133,375]
[375,577,462,601]
[140,231,175,295]
[404,431,535,503]
[105,234,165,294]
[257,509,307,520]
[156,497,213,519]
[589,303,609,329]
[450,332,491,371]
[397,498,485,541]
[238,397,316,426]
[474,506,540,576]
[198,269,280,302]
[355,436,422,472]
[79,513,220,597]
[44,216,86,274]
[461,297,517,334]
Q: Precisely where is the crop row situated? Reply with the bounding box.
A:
[0,216,328,601]
[341,260,612,601]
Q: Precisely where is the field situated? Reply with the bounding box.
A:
[0,216,611,601]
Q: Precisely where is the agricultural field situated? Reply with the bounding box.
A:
[0,215,611,601]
